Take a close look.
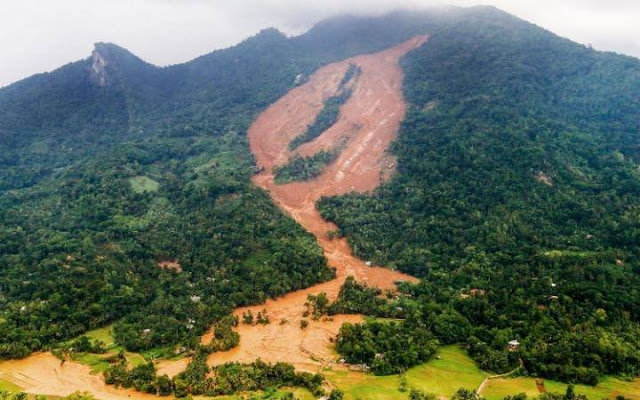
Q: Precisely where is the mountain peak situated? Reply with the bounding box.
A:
[90,45,109,86]
[88,42,156,87]
[89,42,131,86]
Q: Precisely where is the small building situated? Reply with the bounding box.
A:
[508,340,521,351]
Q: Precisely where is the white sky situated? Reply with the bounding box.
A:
[1,0,639,88]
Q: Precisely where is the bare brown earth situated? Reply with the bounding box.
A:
[0,35,427,398]
[0,353,157,400]
[157,260,181,272]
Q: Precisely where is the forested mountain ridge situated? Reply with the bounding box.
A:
[1,4,639,394]
[319,7,640,385]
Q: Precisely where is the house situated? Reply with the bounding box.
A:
[508,340,521,351]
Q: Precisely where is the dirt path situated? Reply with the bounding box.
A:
[207,35,427,371]
[535,378,547,393]
[0,35,428,398]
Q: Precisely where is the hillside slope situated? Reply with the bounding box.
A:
[319,6,640,384]
[0,4,639,394]
[0,8,452,361]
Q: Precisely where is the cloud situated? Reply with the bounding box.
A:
[0,0,638,87]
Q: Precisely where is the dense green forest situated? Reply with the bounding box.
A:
[274,150,339,183]
[319,8,640,385]
[0,134,332,358]
[105,356,325,397]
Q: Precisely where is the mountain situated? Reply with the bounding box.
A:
[0,5,639,398]
[0,5,452,359]
[318,6,640,384]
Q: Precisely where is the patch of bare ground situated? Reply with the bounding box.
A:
[157,260,181,272]
[535,171,553,186]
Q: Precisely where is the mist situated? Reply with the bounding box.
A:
[1,0,639,88]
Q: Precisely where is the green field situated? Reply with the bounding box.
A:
[71,325,149,373]
[406,346,487,395]
[324,346,487,400]
[129,176,159,193]
[480,375,640,400]
[481,377,541,400]
[324,369,401,400]
[325,345,640,400]
[125,353,147,368]
[72,353,112,374]
[0,378,23,393]
[544,376,640,400]
[84,326,117,349]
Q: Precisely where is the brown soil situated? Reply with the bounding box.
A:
[0,353,157,400]
[0,35,427,398]
[157,260,181,272]
[535,378,547,393]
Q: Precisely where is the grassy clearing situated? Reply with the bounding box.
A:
[129,176,159,193]
[141,346,182,361]
[324,345,640,400]
[0,379,22,393]
[125,353,147,368]
[72,325,151,372]
[84,326,116,348]
[323,368,401,400]
[324,345,486,400]
[481,375,640,400]
[288,388,315,400]
[544,376,640,400]
[406,345,487,396]
[72,353,111,374]
[481,378,540,400]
